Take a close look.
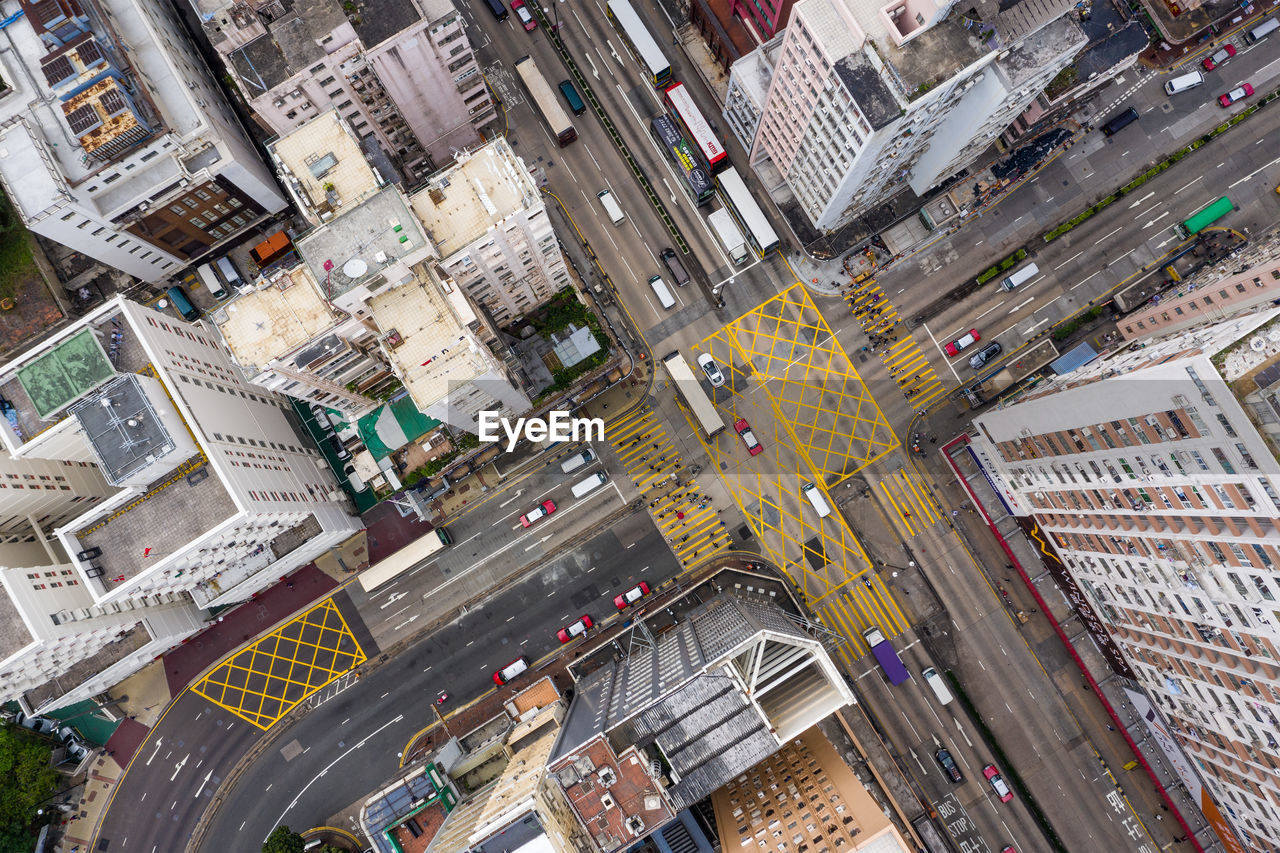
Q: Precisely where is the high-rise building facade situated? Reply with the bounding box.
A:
[969,300,1280,851]
[196,0,494,181]
[0,0,286,282]
[740,0,1084,231]
[0,295,360,714]
[410,138,571,328]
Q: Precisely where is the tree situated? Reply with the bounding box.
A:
[263,825,306,853]
[0,725,59,853]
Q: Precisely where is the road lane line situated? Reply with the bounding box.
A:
[1174,176,1202,194]
[1054,251,1082,269]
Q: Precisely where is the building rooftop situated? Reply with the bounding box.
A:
[552,590,850,774]
[215,266,339,369]
[14,328,115,421]
[431,708,561,851]
[834,53,900,129]
[225,0,349,95]
[348,0,424,48]
[69,374,179,487]
[366,274,486,408]
[409,138,539,258]
[875,15,988,94]
[0,573,33,668]
[711,727,907,853]
[295,186,432,300]
[270,111,384,221]
[997,14,1086,87]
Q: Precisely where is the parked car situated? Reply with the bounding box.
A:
[511,0,537,29]
[557,615,594,643]
[1219,83,1254,106]
[935,747,963,783]
[696,352,726,387]
[493,656,529,684]
[1202,44,1236,70]
[735,418,763,456]
[944,329,981,357]
[614,581,651,609]
[984,764,1014,802]
[520,499,557,527]
[969,341,1002,370]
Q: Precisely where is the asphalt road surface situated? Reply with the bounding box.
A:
[98,511,678,853]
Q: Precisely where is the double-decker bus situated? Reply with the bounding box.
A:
[650,115,714,205]
[1179,196,1233,237]
[605,0,672,87]
[514,55,577,147]
[358,527,452,593]
[716,167,779,256]
[663,83,728,173]
[662,351,725,438]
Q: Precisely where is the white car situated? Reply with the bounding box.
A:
[697,352,726,387]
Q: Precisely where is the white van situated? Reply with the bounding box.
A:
[597,189,625,225]
[801,482,831,518]
[649,275,675,309]
[1164,71,1203,95]
[999,262,1039,292]
[1245,17,1278,42]
[922,666,954,705]
[560,448,595,474]
[195,262,227,299]
[571,471,607,497]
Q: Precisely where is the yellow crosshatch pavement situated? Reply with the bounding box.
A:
[192,599,366,729]
[607,408,732,565]
[687,282,906,646]
[847,276,947,410]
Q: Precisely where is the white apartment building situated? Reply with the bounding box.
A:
[410,137,570,327]
[196,0,493,181]
[969,302,1280,851]
[273,137,529,433]
[737,0,1085,231]
[0,295,360,713]
[0,0,286,283]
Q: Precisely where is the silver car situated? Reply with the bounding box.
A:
[697,352,726,387]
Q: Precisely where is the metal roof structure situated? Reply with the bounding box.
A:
[550,588,853,815]
[68,374,176,486]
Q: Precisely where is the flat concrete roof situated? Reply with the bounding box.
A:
[295,187,431,299]
[270,111,382,217]
[350,0,424,48]
[0,570,34,668]
[216,266,338,369]
[367,277,482,409]
[409,139,537,259]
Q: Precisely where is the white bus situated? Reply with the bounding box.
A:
[662,351,726,439]
[605,0,672,87]
[716,167,780,256]
[358,527,451,592]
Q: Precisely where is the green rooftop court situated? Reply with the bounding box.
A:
[16,329,114,420]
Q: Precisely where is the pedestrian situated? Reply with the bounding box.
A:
[929,436,936,444]
[1107,725,1116,731]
